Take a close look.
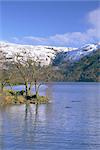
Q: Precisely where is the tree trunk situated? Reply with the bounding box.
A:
[28,82,32,96]
[1,82,4,92]
[25,81,29,97]
[36,90,39,99]
[34,79,39,99]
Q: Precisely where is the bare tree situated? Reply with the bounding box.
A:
[0,50,12,91]
[12,51,34,97]
[33,64,52,98]
[12,50,52,99]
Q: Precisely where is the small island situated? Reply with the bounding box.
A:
[0,51,52,106]
[0,88,49,106]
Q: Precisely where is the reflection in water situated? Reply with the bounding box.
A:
[24,103,39,146]
[25,102,33,120]
[0,111,4,150]
[35,104,39,115]
[45,83,53,100]
[0,83,100,150]
[23,102,50,149]
[25,103,39,122]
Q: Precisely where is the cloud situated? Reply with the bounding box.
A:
[49,32,91,46]
[87,7,100,39]
[11,7,100,47]
[12,37,19,42]
[49,7,100,46]
[24,36,47,43]
[88,7,100,30]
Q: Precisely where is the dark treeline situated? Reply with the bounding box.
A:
[53,49,100,82]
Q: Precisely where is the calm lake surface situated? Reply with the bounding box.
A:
[0,83,100,150]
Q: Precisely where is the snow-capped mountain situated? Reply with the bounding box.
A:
[58,43,100,63]
[0,41,99,65]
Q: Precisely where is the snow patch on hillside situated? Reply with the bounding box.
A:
[0,41,99,65]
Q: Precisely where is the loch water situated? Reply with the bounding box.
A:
[0,83,100,150]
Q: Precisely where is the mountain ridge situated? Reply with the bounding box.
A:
[0,41,99,66]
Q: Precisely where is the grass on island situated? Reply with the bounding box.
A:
[0,89,49,106]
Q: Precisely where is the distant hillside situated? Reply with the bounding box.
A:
[0,41,100,82]
[58,49,100,82]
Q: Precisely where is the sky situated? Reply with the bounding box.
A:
[0,0,100,47]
